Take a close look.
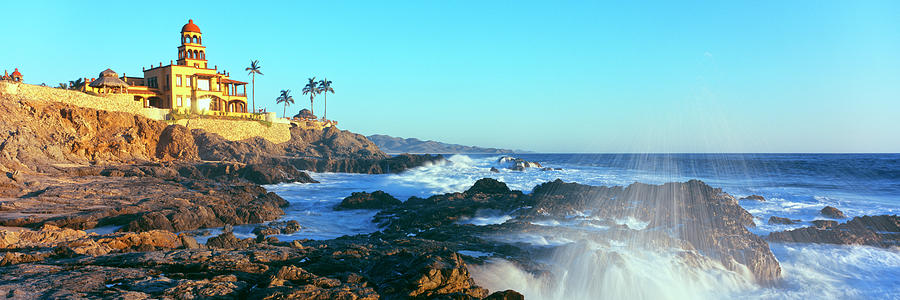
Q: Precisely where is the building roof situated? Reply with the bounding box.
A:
[10,68,22,78]
[220,78,247,85]
[181,19,201,33]
[99,68,118,78]
[90,69,129,88]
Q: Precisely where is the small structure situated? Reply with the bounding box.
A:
[5,68,23,82]
[89,69,129,94]
[293,108,316,121]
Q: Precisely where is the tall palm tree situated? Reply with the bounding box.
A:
[318,78,334,120]
[275,89,294,118]
[245,60,263,113]
[301,77,320,116]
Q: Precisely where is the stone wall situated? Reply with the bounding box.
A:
[0,82,293,144]
[174,118,292,144]
[0,82,155,117]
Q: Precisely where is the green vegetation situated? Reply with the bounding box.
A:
[302,77,320,116]
[276,89,295,118]
[245,60,263,114]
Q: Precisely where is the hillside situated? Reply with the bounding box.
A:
[367,134,520,154]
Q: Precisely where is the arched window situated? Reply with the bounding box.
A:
[200,51,205,59]
[198,36,202,44]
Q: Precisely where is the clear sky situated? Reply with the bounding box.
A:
[2,1,898,153]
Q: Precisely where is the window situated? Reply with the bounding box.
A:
[165,75,170,91]
[177,96,183,107]
[186,76,191,87]
[147,77,158,88]
[197,79,210,91]
[177,76,182,87]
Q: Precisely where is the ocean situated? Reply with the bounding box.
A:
[214,153,900,299]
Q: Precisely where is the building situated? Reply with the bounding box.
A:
[2,68,23,82]
[83,20,250,116]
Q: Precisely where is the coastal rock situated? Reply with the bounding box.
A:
[821,206,845,219]
[768,216,800,225]
[497,156,542,171]
[337,190,402,210]
[205,231,254,249]
[768,215,899,247]
[155,125,199,161]
[485,290,525,300]
[740,195,766,201]
[490,167,500,173]
[253,220,302,236]
[812,220,839,229]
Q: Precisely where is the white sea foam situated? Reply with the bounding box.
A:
[253,153,900,297]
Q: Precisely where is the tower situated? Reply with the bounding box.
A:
[177,19,207,68]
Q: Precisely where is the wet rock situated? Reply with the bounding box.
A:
[205,232,254,249]
[768,216,800,224]
[337,190,402,210]
[465,178,511,195]
[490,167,500,173]
[498,156,542,171]
[768,215,899,247]
[821,206,845,219]
[740,195,766,201]
[812,220,839,229]
[253,220,302,236]
[485,290,525,300]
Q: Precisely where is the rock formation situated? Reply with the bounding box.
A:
[768,215,899,247]
[336,190,402,210]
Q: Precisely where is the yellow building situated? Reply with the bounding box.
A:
[138,19,249,114]
[82,20,250,117]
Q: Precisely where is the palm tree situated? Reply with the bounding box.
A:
[57,83,68,89]
[69,78,84,90]
[301,77,320,116]
[245,60,263,113]
[275,89,295,118]
[318,78,334,120]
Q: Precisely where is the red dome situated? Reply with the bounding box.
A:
[10,68,22,77]
[181,19,201,33]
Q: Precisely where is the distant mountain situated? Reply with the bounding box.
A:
[367,134,521,154]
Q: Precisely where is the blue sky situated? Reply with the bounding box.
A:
[2,1,898,153]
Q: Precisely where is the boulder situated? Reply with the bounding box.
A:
[821,206,845,219]
[465,178,511,195]
[337,191,402,210]
[740,195,766,201]
[768,216,800,225]
[485,290,525,300]
[205,232,254,249]
[489,167,500,173]
[768,215,899,247]
[252,220,302,236]
[155,125,199,161]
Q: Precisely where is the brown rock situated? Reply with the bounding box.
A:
[740,195,766,201]
[821,206,845,219]
[768,216,800,225]
[155,125,199,161]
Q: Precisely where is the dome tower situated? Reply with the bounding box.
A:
[176,19,207,68]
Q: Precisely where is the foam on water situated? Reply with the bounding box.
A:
[252,153,900,298]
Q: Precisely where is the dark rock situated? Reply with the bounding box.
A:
[812,220,838,229]
[768,216,801,224]
[252,220,302,236]
[490,167,500,173]
[768,215,899,247]
[205,232,254,249]
[498,156,542,171]
[485,290,525,300]
[337,190,402,210]
[740,195,766,201]
[465,178,511,195]
[821,206,845,219]
[180,234,201,249]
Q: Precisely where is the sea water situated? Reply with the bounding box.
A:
[224,154,900,299]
